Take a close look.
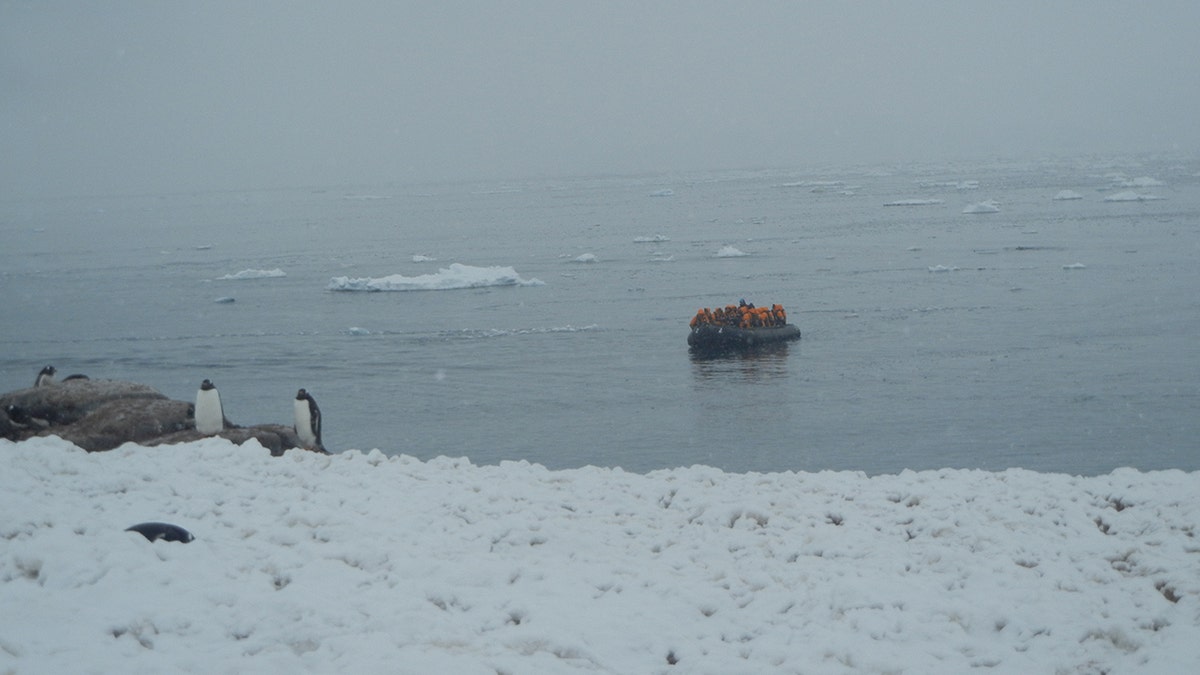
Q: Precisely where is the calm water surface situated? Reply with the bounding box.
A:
[3,157,1198,474]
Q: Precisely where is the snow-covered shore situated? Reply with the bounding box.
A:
[2,436,1197,673]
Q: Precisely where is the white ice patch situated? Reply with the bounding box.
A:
[328,263,544,292]
[885,199,944,206]
[1053,190,1084,201]
[217,269,286,280]
[962,200,1000,214]
[1105,191,1164,202]
[715,246,749,258]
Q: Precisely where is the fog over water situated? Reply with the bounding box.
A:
[3,2,1199,198]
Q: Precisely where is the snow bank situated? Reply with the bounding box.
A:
[327,263,543,292]
[216,268,286,280]
[2,436,1197,674]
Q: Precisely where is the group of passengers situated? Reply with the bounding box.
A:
[690,300,787,329]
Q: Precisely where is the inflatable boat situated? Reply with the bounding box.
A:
[687,323,801,351]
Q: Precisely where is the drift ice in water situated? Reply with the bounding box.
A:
[327,263,543,292]
[962,200,1000,214]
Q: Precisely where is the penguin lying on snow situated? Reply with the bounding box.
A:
[194,379,225,434]
[4,404,49,430]
[126,522,194,543]
[294,388,324,451]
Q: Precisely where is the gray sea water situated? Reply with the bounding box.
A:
[3,156,1198,475]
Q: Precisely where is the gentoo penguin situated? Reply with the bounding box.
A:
[4,404,49,430]
[194,379,225,434]
[34,365,56,387]
[294,388,323,451]
[126,522,194,543]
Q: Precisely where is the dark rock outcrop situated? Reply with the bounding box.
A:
[1,378,326,455]
[147,424,308,457]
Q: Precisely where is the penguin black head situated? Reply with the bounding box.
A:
[5,404,28,425]
[200,379,215,391]
[40,365,56,377]
[296,388,308,400]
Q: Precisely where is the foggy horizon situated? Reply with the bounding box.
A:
[4,2,1199,198]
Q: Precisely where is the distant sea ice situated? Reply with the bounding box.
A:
[217,268,286,280]
[327,263,544,292]
[1104,191,1163,202]
[962,200,1000,214]
[884,199,943,207]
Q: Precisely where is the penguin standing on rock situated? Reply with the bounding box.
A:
[294,388,323,451]
[194,379,225,434]
[34,365,56,387]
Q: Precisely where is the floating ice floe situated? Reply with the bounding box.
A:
[411,254,437,262]
[716,246,749,258]
[916,180,978,190]
[885,199,944,206]
[217,268,286,280]
[1105,191,1164,202]
[962,200,1000,214]
[928,265,959,273]
[345,327,371,335]
[776,180,844,189]
[570,254,598,263]
[328,263,543,292]
[633,234,670,243]
[1063,263,1087,270]
[1112,176,1164,188]
[1053,190,1084,201]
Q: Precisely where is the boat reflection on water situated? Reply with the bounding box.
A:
[688,341,794,383]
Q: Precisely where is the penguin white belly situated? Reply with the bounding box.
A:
[195,388,224,434]
[294,397,318,447]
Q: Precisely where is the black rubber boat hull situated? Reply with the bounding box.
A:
[687,323,801,350]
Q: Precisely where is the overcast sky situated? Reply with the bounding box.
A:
[3,1,1198,197]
